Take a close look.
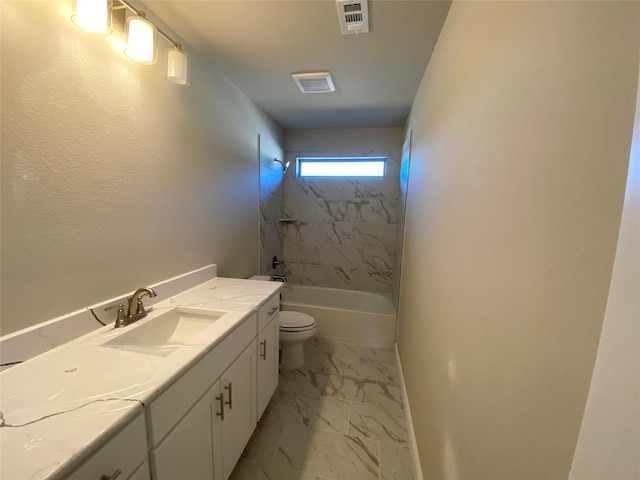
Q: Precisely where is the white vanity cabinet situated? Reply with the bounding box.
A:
[256,294,280,419]
[151,382,219,480]
[67,411,149,480]
[148,313,258,480]
[214,340,257,479]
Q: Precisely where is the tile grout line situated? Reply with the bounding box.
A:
[266,417,287,468]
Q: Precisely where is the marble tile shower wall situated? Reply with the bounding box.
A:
[259,138,285,276]
[282,156,401,293]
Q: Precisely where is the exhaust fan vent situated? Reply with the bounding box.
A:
[291,71,336,94]
[336,0,369,35]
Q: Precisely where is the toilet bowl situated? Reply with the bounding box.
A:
[248,275,317,370]
[278,311,317,370]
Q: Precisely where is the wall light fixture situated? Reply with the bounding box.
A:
[71,0,112,34]
[71,0,191,87]
[166,44,190,86]
[125,11,157,65]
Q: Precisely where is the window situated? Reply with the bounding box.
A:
[297,157,386,178]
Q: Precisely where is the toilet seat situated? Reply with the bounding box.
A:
[279,311,316,332]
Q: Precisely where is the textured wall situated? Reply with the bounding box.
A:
[0,1,282,335]
[397,1,639,479]
[282,128,403,293]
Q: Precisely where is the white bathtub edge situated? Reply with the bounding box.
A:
[395,343,424,480]
[281,303,396,349]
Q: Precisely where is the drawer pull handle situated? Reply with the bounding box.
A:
[267,306,279,316]
[224,383,233,409]
[216,393,225,421]
[260,340,267,359]
[101,470,122,480]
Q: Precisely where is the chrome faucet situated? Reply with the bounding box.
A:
[272,274,287,282]
[127,287,157,323]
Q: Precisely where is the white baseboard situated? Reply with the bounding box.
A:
[395,343,424,480]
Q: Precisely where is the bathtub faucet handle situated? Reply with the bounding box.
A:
[272,256,284,269]
[273,274,287,282]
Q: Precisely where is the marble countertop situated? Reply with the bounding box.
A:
[0,277,281,480]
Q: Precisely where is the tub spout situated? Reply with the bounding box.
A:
[273,274,287,282]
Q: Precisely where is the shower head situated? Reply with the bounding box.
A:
[274,158,290,174]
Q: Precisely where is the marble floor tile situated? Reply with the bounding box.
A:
[230,458,271,480]
[273,424,379,480]
[279,369,378,404]
[304,339,361,377]
[348,402,409,445]
[241,415,286,463]
[268,465,337,480]
[230,459,335,480]
[379,443,415,480]
[356,345,397,365]
[232,339,414,480]
[266,389,350,434]
[377,381,404,410]
[357,358,401,384]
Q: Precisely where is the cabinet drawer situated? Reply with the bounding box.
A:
[67,411,148,480]
[147,312,257,446]
[258,294,280,332]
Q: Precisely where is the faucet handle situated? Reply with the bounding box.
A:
[105,304,126,328]
[135,299,146,316]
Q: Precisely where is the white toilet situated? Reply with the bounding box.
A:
[249,275,317,370]
[278,311,317,370]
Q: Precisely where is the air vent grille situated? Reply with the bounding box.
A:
[336,0,369,35]
[291,72,336,94]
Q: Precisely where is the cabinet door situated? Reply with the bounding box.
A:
[215,340,257,480]
[67,412,147,480]
[127,460,150,480]
[257,314,279,418]
[151,381,220,480]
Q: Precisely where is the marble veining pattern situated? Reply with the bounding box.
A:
[230,336,413,480]
[282,152,401,293]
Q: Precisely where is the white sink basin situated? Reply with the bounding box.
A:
[103,307,227,356]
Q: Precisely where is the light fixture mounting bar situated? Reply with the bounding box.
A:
[116,0,180,47]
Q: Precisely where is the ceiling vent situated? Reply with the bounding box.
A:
[291,71,336,94]
[336,0,369,35]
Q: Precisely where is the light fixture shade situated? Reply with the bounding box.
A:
[125,13,157,65]
[71,0,112,34]
[166,46,190,86]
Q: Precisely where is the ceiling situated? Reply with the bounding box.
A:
[142,1,451,129]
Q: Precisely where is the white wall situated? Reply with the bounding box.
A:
[569,58,640,480]
[0,1,282,335]
[397,1,639,478]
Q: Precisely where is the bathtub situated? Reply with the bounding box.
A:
[279,284,397,348]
